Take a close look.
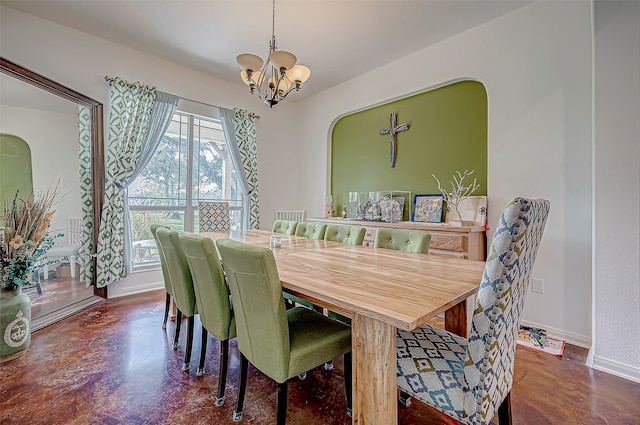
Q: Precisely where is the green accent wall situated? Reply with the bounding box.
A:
[331,80,487,214]
[0,134,33,206]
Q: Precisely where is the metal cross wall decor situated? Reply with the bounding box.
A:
[379,112,409,168]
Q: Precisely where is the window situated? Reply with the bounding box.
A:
[128,111,243,266]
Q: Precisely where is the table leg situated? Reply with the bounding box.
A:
[351,314,397,425]
[444,299,468,337]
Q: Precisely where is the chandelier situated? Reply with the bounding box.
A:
[236,0,311,108]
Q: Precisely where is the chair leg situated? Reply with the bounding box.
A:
[197,329,208,376]
[498,391,512,425]
[233,354,249,421]
[173,310,183,349]
[69,255,77,278]
[344,352,353,417]
[162,293,171,329]
[399,391,411,408]
[183,316,194,371]
[215,339,230,407]
[277,381,288,425]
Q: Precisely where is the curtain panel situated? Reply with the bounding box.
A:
[122,92,178,274]
[233,108,260,230]
[96,78,157,287]
[77,105,94,285]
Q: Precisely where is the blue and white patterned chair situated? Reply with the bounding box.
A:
[397,197,550,425]
[199,201,230,232]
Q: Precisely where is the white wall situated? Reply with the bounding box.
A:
[1,105,82,238]
[592,0,640,381]
[1,6,305,297]
[298,1,593,348]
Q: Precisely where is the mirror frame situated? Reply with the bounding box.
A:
[1,56,106,297]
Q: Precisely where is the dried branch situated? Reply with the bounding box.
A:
[432,169,480,222]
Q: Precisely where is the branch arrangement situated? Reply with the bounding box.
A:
[432,169,480,222]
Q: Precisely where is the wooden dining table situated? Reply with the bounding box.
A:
[204,230,485,425]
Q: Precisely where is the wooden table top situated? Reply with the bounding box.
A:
[204,230,485,331]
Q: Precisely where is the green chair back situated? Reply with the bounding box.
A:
[294,222,327,240]
[155,227,197,317]
[150,224,172,296]
[179,232,236,341]
[374,228,431,254]
[324,224,366,245]
[215,238,291,382]
[272,220,298,235]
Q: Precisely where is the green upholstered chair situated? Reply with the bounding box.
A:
[179,233,237,406]
[323,224,366,246]
[215,238,352,424]
[397,198,550,425]
[323,224,366,325]
[284,222,328,311]
[272,219,298,235]
[294,222,327,240]
[155,227,197,371]
[150,224,173,329]
[373,228,431,254]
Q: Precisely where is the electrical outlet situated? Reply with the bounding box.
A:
[531,278,544,294]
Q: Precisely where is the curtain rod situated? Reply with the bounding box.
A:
[103,75,260,120]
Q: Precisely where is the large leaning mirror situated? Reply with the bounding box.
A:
[1,57,106,331]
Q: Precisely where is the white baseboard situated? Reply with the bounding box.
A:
[591,356,640,384]
[519,319,591,348]
[108,280,164,298]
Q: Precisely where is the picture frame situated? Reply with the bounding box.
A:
[412,194,444,223]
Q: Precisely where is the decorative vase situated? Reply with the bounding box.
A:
[0,286,31,363]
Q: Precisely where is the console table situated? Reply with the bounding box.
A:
[307,217,486,261]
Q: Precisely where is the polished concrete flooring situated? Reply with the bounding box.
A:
[1,290,638,424]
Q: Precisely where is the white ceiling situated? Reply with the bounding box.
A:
[2,0,531,99]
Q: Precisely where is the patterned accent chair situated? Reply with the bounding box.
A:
[272,219,298,235]
[294,222,327,240]
[199,201,230,232]
[323,224,366,246]
[397,198,550,425]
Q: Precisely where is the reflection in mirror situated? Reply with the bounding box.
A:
[0,57,105,331]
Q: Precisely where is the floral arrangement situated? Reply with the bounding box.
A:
[432,169,480,222]
[1,190,60,290]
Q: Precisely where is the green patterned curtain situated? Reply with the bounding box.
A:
[77,105,94,285]
[97,78,156,287]
[233,108,260,229]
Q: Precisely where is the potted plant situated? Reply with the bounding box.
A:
[432,169,480,225]
[1,189,59,362]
